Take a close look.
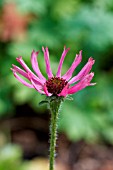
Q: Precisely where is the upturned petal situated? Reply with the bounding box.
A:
[56,46,70,77]
[43,84,52,96]
[31,50,46,82]
[62,50,82,81]
[28,73,45,94]
[68,72,95,94]
[30,80,45,94]
[58,84,69,97]
[12,64,29,79]
[16,56,44,84]
[28,73,43,86]
[42,47,53,78]
[16,56,32,73]
[69,57,95,84]
[12,71,33,88]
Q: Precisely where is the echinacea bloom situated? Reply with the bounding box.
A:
[11,47,95,97]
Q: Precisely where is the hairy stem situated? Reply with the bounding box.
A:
[49,110,58,170]
[49,97,63,170]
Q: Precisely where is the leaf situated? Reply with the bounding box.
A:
[39,100,49,106]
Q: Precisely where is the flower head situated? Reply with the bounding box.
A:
[11,47,95,97]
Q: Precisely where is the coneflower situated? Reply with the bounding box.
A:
[11,46,95,170]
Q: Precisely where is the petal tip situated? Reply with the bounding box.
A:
[90,82,96,86]
[31,50,39,56]
[89,57,95,64]
[64,45,70,51]
[16,56,22,61]
[79,50,82,55]
[42,46,45,51]
[90,72,94,76]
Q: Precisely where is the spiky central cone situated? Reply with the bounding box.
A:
[46,77,68,95]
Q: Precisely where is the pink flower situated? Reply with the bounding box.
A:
[11,47,95,97]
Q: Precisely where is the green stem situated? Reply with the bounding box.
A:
[49,97,63,170]
[49,110,58,170]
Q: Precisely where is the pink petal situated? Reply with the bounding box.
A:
[28,72,43,87]
[30,80,45,94]
[16,56,32,73]
[43,84,52,96]
[16,56,44,84]
[42,47,53,78]
[69,57,95,84]
[62,50,82,81]
[56,46,70,77]
[68,72,95,94]
[12,64,29,79]
[28,73,45,94]
[12,71,34,88]
[58,84,69,97]
[31,50,46,82]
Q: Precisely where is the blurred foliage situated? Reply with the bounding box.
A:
[59,72,113,143]
[0,144,28,170]
[0,0,113,144]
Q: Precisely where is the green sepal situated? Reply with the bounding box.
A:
[66,95,73,101]
[38,100,49,106]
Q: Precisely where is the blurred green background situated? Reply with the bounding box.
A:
[0,0,113,169]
